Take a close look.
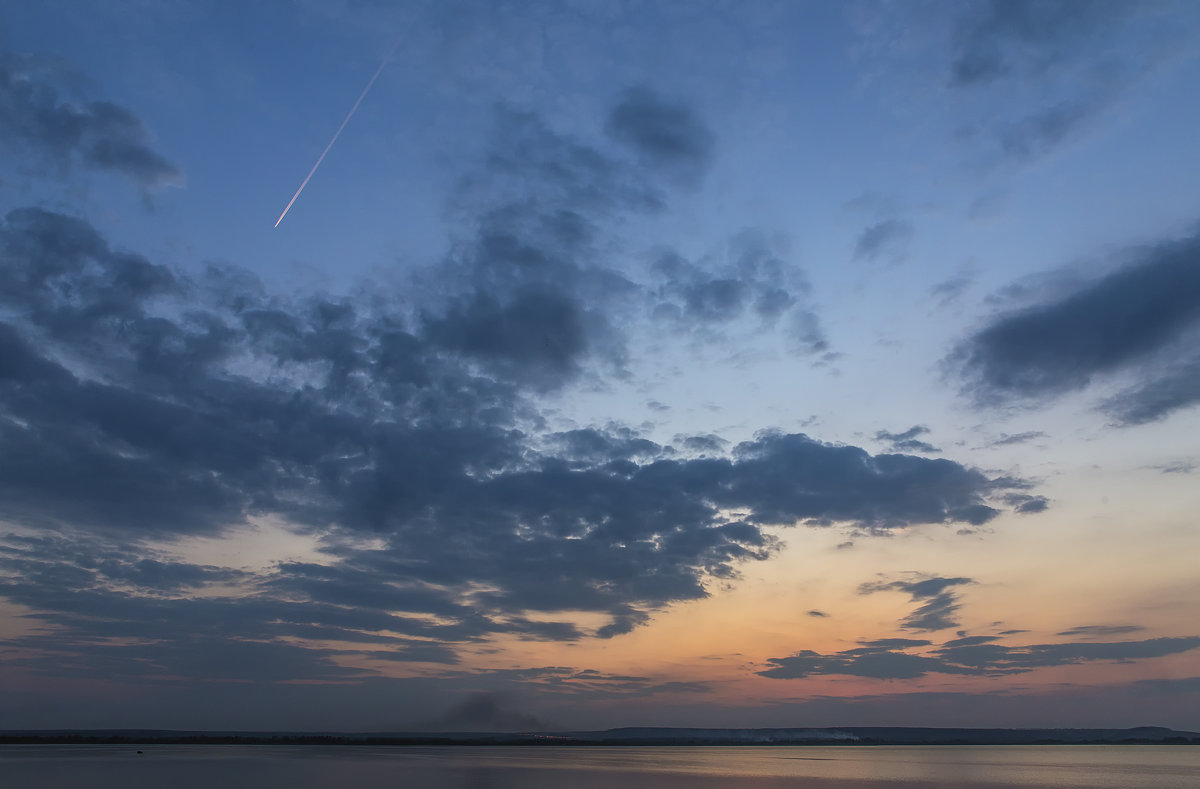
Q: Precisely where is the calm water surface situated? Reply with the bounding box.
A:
[3,744,1198,788]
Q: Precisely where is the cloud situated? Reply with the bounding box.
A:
[0,50,181,189]
[0,96,1036,684]
[1103,355,1200,425]
[951,228,1200,419]
[853,219,913,263]
[931,275,974,307]
[1148,460,1195,475]
[646,231,831,360]
[943,1,1182,163]
[948,0,1132,88]
[606,86,714,188]
[987,431,1047,447]
[859,575,975,632]
[1057,625,1145,638]
[876,425,939,453]
[760,633,1200,680]
[806,610,829,618]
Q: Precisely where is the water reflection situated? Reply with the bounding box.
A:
[2,745,1198,789]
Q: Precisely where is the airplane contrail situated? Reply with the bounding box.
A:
[273,32,408,228]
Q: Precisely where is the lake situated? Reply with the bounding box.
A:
[3,744,1199,788]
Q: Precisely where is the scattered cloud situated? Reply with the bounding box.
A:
[859,575,975,632]
[948,0,1133,89]
[938,0,1193,165]
[988,431,1047,447]
[876,425,939,454]
[0,94,1036,681]
[931,275,974,307]
[1057,625,1145,639]
[951,228,1200,420]
[649,230,828,357]
[606,86,714,189]
[0,49,182,189]
[1148,461,1195,475]
[854,219,913,263]
[760,633,1200,680]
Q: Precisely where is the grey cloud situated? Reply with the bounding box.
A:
[788,309,831,357]
[1002,492,1050,514]
[944,1,1175,164]
[423,288,592,387]
[649,231,828,357]
[876,425,939,454]
[761,634,1200,680]
[996,91,1111,161]
[952,229,1200,417]
[931,275,974,307]
[1057,624,1145,638]
[675,433,728,455]
[0,102,1035,683]
[0,51,181,188]
[854,219,913,263]
[860,638,933,649]
[1149,461,1195,474]
[949,0,1133,88]
[759,648,957,680]
[806,609,829,618]
[859,575,975,632]
[988,431,1047,446]
[1103,355,1200,425]
[606,86,714,188]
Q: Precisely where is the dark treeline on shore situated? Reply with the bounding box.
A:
[3,726,1198,747]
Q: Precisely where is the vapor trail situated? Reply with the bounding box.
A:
[274,33,408,228]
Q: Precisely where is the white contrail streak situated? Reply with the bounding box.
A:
[274,33,408,229]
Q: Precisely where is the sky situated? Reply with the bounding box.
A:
[1,0,1199,733]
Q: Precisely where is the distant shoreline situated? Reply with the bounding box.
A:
[4,726,1198,747]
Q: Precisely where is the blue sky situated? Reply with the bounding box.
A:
[1,0,1199,731]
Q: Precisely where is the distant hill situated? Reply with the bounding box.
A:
[2,725,1198,746]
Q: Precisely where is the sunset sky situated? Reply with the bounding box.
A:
[2,0,1200,732]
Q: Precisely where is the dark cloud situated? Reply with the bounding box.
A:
[994,91,1112,162]
[875,425,939,454]
[1103,355,1200,425]
[0,97,1035,685]
[759,648,949,680]
[1001,492,1050,514]
[859,575,974,632]
[1149,461,1195,474]
[806,610,829,618]
[944,1,1173,163]
[1057,625,1145,638]
[760,634,1200,680]
[949,0,1132,88]
[931,275,974,307]
[853,219,912,263]
[606,86,714,188]
[988,431,1047,447]
[0,50,181,188]
[952,229,1200,419]
[647,231,829,358]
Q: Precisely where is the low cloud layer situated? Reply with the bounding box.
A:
[761,633,1200,680]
